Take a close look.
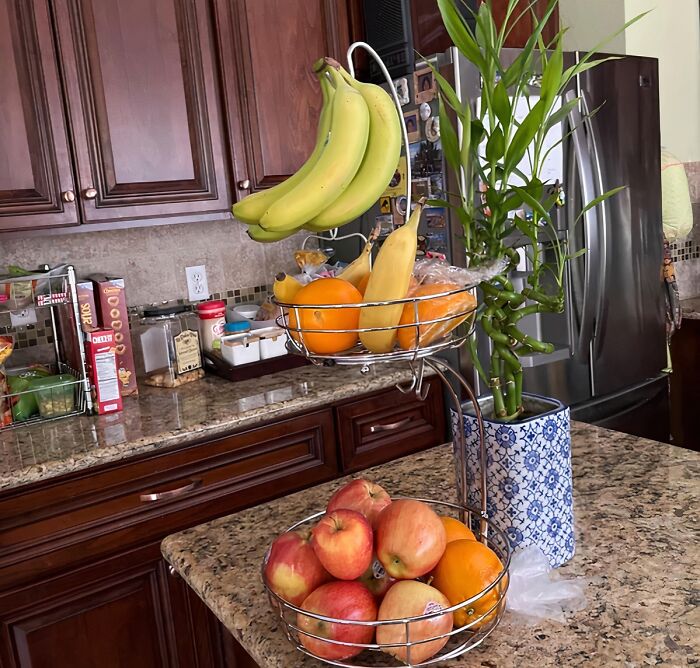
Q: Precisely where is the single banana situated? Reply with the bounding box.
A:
[259,65,370,232]
[359,200,425,353]
[246,224,296,243]
[232,67,334,226]
[307,64,402,231]
[338,224,380,288]
[273,272,304,303]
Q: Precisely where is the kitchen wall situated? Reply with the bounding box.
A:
[0,220,307,307]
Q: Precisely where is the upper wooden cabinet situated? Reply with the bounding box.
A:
[0,0,78,232]
[215,0,351,199]
[52,0,231,226]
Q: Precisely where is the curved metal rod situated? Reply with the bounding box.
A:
[425,357,488,540]
[346,41,411,224]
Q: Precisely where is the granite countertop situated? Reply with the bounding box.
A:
[680,296,700,320]
[0,363,421,492]
[162,422,699,668]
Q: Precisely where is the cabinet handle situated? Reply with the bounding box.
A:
[237,179,250,189]
[369,417,412,434]
[139,479,201,502]
[61,190,75,203]
[83,187,98,199]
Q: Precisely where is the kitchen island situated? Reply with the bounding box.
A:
[162,422,699,667]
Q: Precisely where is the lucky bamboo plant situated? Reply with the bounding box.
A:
[432,0,643,420]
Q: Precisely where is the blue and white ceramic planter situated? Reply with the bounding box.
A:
[451,393,574,568]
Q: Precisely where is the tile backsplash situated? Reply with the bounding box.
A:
[668,162,700,300]
[0,219,307,307]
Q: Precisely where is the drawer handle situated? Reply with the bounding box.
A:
[369,417,412,433]
[139,479,201,502]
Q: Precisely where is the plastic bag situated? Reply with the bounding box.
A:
[413,257,508,288]
[506,545,587,623]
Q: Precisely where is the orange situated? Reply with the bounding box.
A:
[440,516,476,543]
[430,539,506,629]
[397,283,476,350]
[288,278,361,354]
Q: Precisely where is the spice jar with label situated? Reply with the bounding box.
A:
[196,300,226,352]
[134,303,203,388]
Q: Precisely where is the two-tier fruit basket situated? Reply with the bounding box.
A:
[259,43,511,667]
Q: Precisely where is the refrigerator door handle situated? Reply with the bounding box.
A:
[580,90,609,359]
[565,90,599,359]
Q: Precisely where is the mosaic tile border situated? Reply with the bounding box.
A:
[0,283,273,351]
[669,239,700,263]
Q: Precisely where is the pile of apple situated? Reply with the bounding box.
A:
[264,479,486,663]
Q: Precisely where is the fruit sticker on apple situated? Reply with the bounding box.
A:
[311,509,373,580]
[326,479,392,529]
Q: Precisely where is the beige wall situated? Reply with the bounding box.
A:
[0,221,305,307]
[559,0,700,163]
[560,0,627,53]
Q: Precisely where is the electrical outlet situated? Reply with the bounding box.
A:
[185,265,209,302]
[10,306,38,328]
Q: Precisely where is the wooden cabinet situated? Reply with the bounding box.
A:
[336,378,446,473]
[670,318,700,451]
[215,0,351,200]
[0,384,445,667]
[0,0,78,232]
[52,0,230,227]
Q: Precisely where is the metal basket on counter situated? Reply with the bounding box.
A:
[273,283,478,367]
[262,498,510,668]
[0,265,92,430]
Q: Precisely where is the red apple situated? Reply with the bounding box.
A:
[357,556,396,599]
[376,580,453,664]
[311,509,373,580]
[296,581,377,660]
[375,499,447,579]
[326,479,392,529]
[264,529,331,606]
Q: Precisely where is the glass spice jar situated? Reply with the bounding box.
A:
[135,303,202,388]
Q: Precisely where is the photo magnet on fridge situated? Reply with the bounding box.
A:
[381,156,408,198]
[403,110,421,142]
[414,69,436,103]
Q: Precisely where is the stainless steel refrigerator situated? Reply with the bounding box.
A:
[332,47,669,442]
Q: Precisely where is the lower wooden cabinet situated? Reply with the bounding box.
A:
[0,383,446,667]
[670,318,700,451]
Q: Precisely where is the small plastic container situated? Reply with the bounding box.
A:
[257,327,288,359]
[221,334,260,366]
[196,300,226,352]
[29,374,76,418]
[224,321,251,335]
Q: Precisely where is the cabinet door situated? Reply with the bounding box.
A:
[336,380,446,473]
[0,0,78,232]
[52,0,230,226]
[0,544,221,668]
[215,0,350,200]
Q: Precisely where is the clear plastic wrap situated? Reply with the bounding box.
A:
[506,545,588,624]
[412,257,508,288]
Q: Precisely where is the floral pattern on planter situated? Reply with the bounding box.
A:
[451,394,574,568]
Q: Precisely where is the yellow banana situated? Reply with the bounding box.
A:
[338,225,380,288]
[359,200,425,353]
[246,224,296,243]
[259,65,370,232]
[273,272,304,303]
[232,67,334,226]
[307,65,402,231]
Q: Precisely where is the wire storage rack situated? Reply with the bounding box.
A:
[0,265,92,430]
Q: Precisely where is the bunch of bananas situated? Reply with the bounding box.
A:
[234,57,402,242]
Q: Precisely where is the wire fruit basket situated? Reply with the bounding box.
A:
[260,41,509,667]
[274,283,478,367]
[262,499,510,668]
